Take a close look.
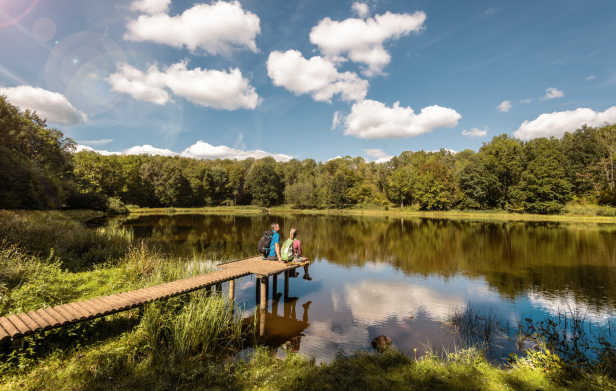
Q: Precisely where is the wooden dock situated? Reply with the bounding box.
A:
[0,256,310,346]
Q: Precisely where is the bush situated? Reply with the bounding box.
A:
[126,204,140,210]
[64,192,109,211]
[106,197,129,214]
[166,207,176,214]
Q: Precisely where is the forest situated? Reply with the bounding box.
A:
[2,94,616,215]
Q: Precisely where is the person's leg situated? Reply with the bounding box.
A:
[303,264,312,281]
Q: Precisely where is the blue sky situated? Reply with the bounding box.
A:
[1,0,615,162]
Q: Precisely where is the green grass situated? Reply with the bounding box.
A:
[127,204,616,223]
[1,210,615,390]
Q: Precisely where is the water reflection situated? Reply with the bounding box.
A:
[96,213,616,362]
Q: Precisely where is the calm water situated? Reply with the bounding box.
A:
[96,213,616,363]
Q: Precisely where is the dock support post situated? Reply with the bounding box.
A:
[259,307,266,337]
[216,283,222,296]
[256,277,261,305]
[229,279,235,301]
[260,276,268,310]
[284,271,289,301]
[272,273,278,298]
[11,337,24,351]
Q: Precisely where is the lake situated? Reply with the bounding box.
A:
[95,213,616,364]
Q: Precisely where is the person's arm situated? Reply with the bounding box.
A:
[275,242,281,261]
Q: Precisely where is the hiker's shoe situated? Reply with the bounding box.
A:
[303,273,312,281]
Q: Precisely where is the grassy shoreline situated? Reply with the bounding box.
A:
[1,210,615,390]
[127,205,616,223]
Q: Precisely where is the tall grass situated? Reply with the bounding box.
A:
[0,210,133,270]
[445,305,616,381]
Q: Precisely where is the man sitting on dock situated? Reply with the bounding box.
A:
[264,222,282,261]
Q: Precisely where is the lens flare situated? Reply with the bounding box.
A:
[32,17,55,41]
[0,0,39,28]
[45,31,127,115]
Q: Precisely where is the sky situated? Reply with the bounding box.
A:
[1,0,615,163]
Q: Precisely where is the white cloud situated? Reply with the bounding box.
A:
[0,85,87,125]
[233,133,246,150]
[267,50,368,103]
[519,98,532,104]
[125,0,260,55]
[540,87,564,100]
[180,140,291,161]
[309,9,426,76]
[327,156,342,162]
[585,76,595,81]
[496,100,512,112]
[513,106,616,140]
[342,99,461,140]
[76,139,113,146]
[130,0,170,15]
[331,111,342,130]
[364,148,393,163]
[351,2,369,19]
[76,141,292,161]
[76,144,178,156]
[462,126,488,138]
[482,8,495,16]
[107,61,259,110]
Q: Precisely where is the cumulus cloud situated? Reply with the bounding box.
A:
[0,85,87,125]
[513,106,616,140]
[76,139,113,146]
[267,50,369,103]
[585,76,595,81]
[351,2,369,19]
[342,99,461,140]
[76,141,291,161]
[76,144,178,156]
[180,141,291,161]
[540,87,564,101]
[496,100,512,112]
[107,61,259,110]
[364,149,393,163]
[327,156,342,161]
[130,0,170,15]
[519,98,532,104]
[310,9,426,76]
[462,126,488,138]
[125,0,260,55]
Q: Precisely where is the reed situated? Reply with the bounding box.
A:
[0,210,134,270]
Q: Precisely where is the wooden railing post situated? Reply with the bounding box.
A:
[229,279,235,301]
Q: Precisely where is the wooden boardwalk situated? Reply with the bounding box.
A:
[0,256,310,344]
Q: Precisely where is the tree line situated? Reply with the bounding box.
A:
[2,94,616,214]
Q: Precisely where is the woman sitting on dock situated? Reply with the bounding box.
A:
[288,228,311,281]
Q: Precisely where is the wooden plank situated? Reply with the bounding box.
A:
[36,309,60,327]
[61,304,86,321]
[54,305,79,323]
[17,313,41,333]
[94,296,122,312]
[88,298,112,315]
[7,314,32,335]
[80,300,104,316]
[28,311,52,330]
[0,318,20,338]
[67,303,93,319]
[43,307,70,325]
[0,324,10,342]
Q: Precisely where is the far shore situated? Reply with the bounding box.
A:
[126,205,616,224]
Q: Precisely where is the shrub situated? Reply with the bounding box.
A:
[166,207,176,214]
[126,205,140,210]
[106,197,129,214]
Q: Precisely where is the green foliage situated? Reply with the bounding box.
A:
[246,157,281,207]
[106,197,128,214]
[414,160,456,210]
[3,95,616,215]
[0,95,76,209]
